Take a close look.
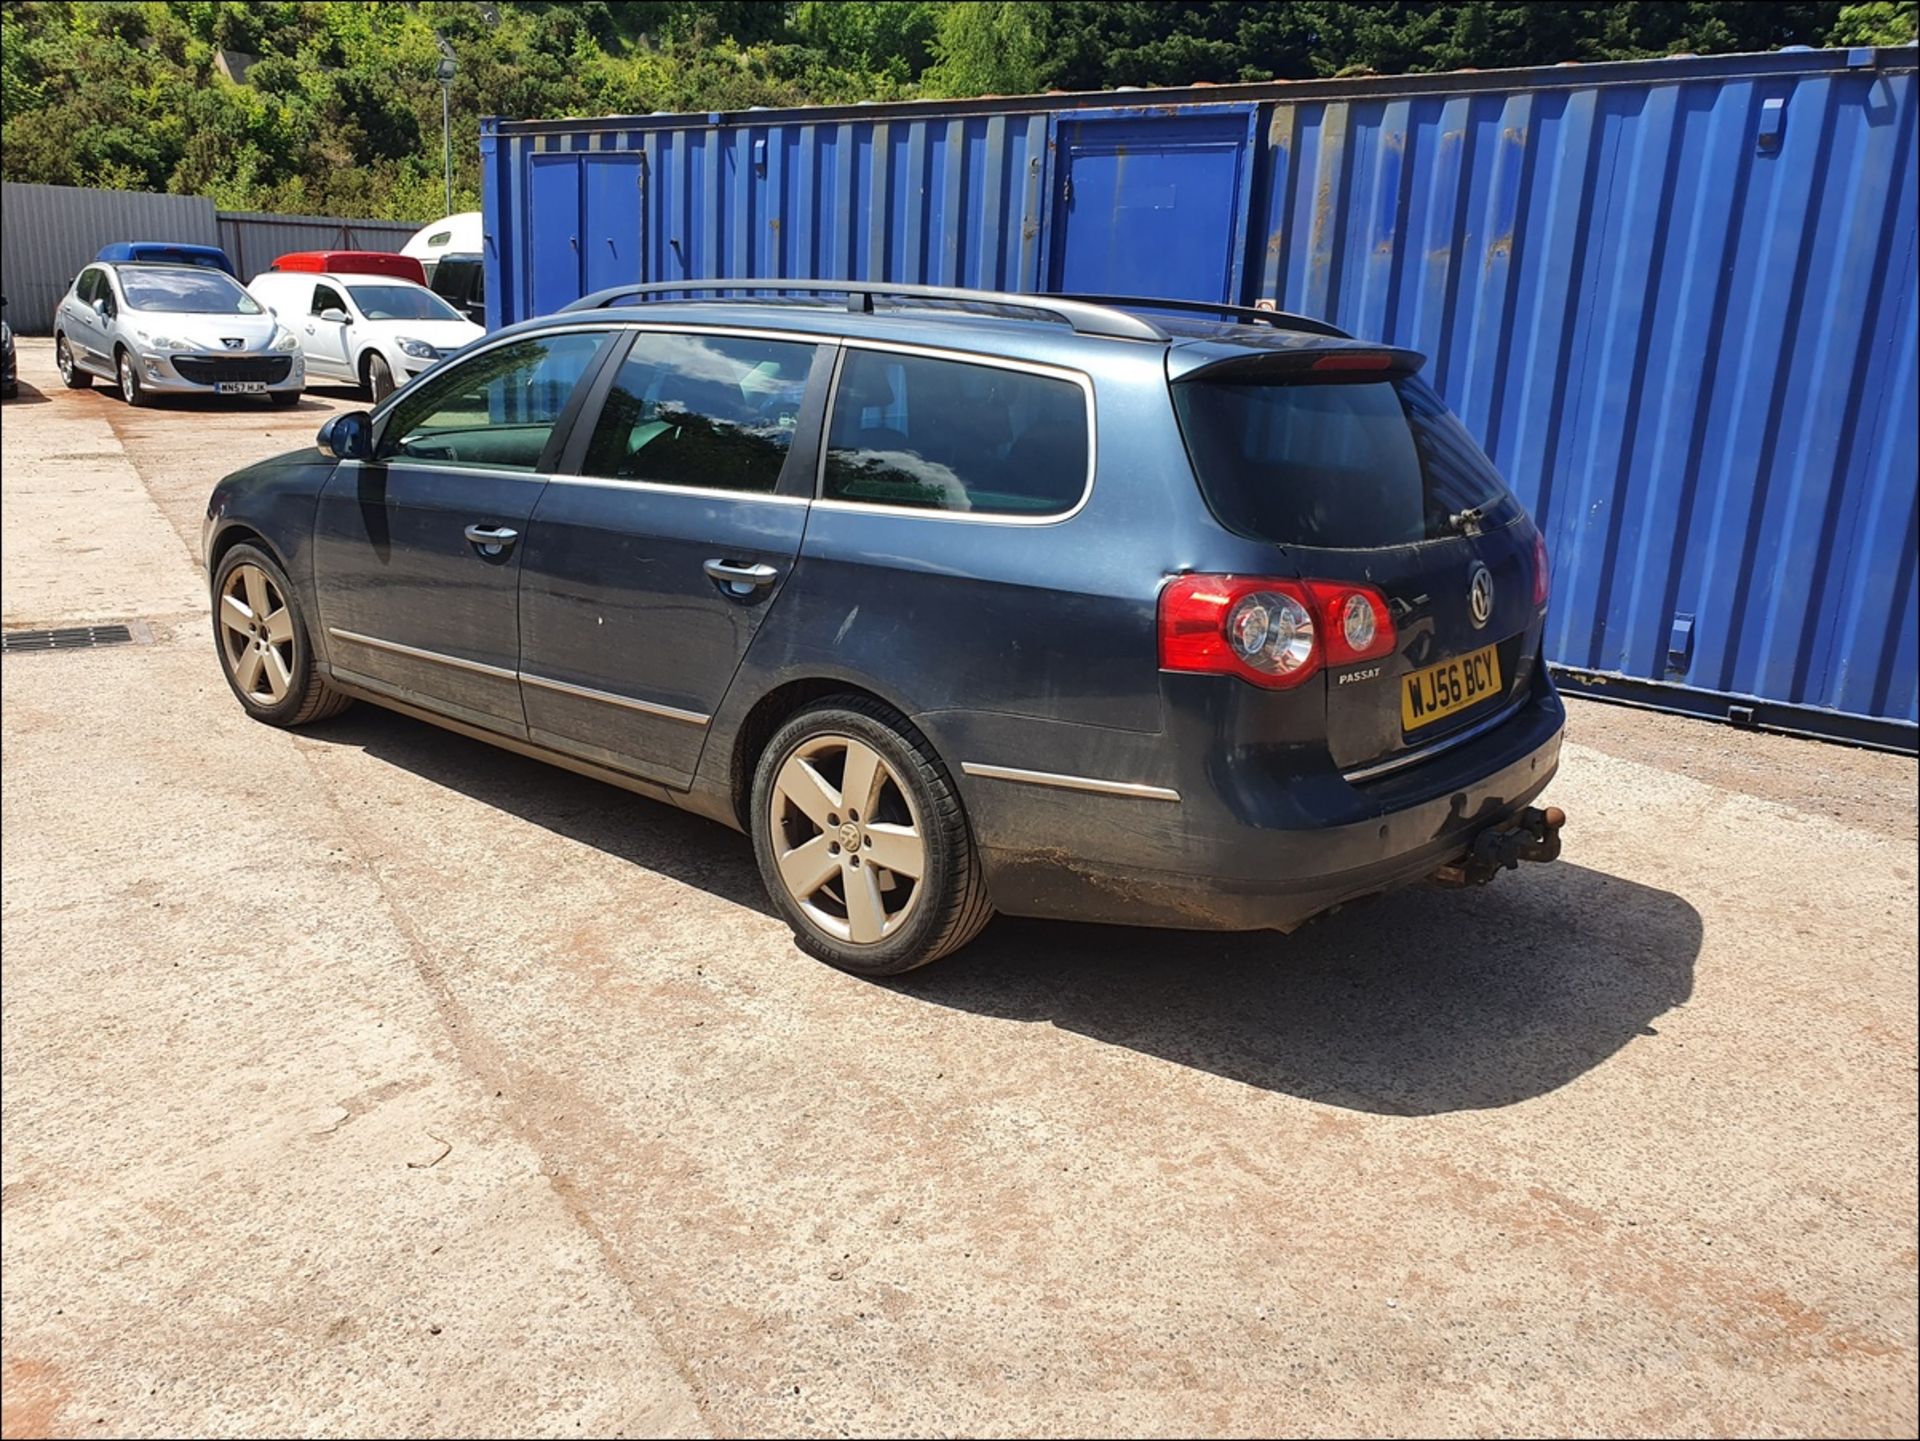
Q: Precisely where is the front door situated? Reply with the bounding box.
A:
[516,328,830,786]
[303,281,354,379]
[313,329,614,734]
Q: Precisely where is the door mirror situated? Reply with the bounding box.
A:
[317,411,372,461]
[319,307,349,325]
[92,297,110,320]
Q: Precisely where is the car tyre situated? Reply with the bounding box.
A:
[270,390,302,408]
[211,543,353,727]
[56,335,91,389]
[364,352,395,402]
[116,348,151,407]
[751,697,992,976]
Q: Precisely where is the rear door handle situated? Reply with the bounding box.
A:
[465,524,519,555]
[704,558,779,595]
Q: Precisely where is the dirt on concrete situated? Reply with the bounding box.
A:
[3,337,1916,1439]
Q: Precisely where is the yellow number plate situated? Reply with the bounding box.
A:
[1402,645,1503,731]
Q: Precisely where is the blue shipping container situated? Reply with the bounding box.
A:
[481,46,1919,752]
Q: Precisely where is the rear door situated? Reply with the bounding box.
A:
[515,326,830,787]
[313,328,614,734]
[68,267,111,368]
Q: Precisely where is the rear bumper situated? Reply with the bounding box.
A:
[970,676,1566,932]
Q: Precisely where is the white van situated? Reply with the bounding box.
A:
[246,269,483,401]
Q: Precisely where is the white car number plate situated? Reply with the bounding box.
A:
[216,381,266,395]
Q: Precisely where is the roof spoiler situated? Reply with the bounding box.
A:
[1174,345,1427,381]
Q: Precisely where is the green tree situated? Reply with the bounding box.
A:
[922,0,1044,96]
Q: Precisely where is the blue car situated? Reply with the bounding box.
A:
[202,282,1565,974]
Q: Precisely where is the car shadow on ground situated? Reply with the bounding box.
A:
[311,706,1700,1115]
[4,379,53,405]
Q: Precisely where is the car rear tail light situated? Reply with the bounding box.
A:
[1159,575,1396,689]
[1532,530,1551,607]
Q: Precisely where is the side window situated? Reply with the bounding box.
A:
[374,332,607,472]
[312,283,347,316]
[94,270,118,316]
[822,350,1090,517]
[579,331,817,492]
[75,268,98,304]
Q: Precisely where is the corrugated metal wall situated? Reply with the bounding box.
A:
[479,47,1918,749]
[215,210,420,288]
[0,184,421,335]
[2,182,218,331]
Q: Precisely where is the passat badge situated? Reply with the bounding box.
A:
[1468,563,1495,628]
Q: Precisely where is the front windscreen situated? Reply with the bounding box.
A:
[120,267,262,315]
[348,284,464,322]
[1171,371,1518,548]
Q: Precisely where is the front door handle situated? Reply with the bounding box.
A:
[704,558,779,593]
[465,524,519,556]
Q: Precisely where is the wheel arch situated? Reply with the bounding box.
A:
[207,522,289,582]
[726,676,936,832]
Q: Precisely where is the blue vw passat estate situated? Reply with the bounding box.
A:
[203,282,1565,974]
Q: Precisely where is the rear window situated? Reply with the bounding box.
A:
[1171,372,1517,548]
[823,350,1089,517]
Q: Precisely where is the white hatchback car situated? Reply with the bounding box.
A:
[247,270,483,401]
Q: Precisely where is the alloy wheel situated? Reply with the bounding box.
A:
[57,339,74,382]
[119,354,136,403]
[769,734,925,945]
[217,563,296,705]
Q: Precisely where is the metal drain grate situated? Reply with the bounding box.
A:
[3,624,138,654]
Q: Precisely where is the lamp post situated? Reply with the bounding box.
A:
[435,41,457,218]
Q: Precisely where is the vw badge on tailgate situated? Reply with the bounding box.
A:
[1468,563,1495,628]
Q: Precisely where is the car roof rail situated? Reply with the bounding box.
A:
[1047,293,1351,340]
[559,279,1170,342]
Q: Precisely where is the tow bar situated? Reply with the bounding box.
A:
[1433,805,1566,887]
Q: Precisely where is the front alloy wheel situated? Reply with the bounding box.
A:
[209,542,352,728]
[117,351,150,407]
[217,562,296,706]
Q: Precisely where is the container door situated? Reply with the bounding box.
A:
[1047,108,1257,302]
[529,156,583,316]
[583,154,644,295]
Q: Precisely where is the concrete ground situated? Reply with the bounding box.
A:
[2,335,1915,1439]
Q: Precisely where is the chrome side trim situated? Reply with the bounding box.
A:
[544,474,810,505]
[960,762,1180,803]
[520,671,710,726]
[327,627,517,680]
[813,339,1097,527]
[1340,694,1528,783]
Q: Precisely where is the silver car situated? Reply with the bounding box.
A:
[53,262,305,407]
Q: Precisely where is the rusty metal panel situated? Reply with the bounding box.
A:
[1253,54,1918,745]
[1,182,217,333]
